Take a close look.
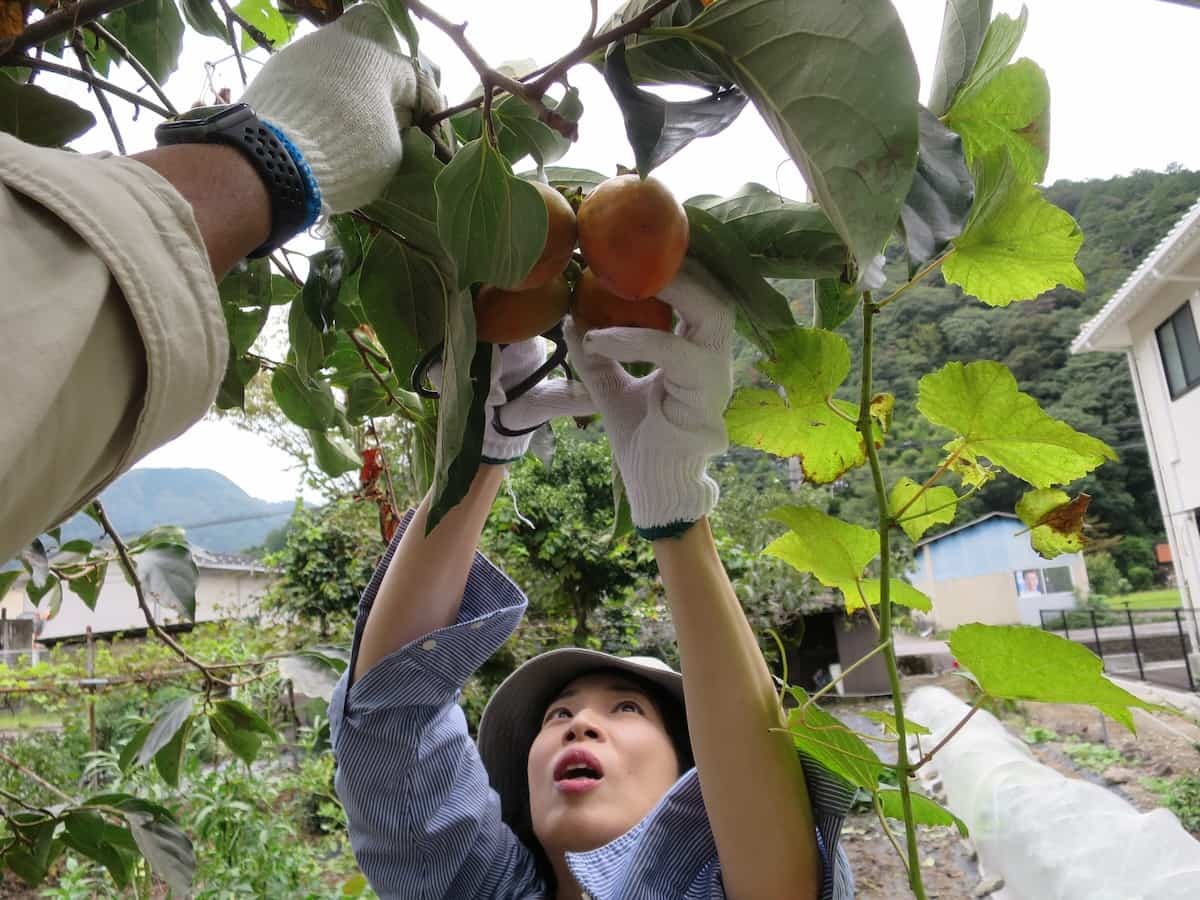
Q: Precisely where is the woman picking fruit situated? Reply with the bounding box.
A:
[329,256,856,899]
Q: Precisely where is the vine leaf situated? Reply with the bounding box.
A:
[927,0,993,116]
[683,205,796,355]
[684,0,920,270]
[949,624,1158,731]
[106,0,186,84]
[858,578,932,613]
[725,328,867,483]
[898,107,974,271]
[687,182,846,280]
[785,686,885,790]
[604,40,747,176]
[917,360,1116,488]
[1015,488,1090,559]
[943,151,1084,306]
[952,6,1028,107]
[862,710,930,737]
[434,137,547,291]
[0,79,95,146]
[878,790,968,836]
[764,506,877,610]
[945,58,1050,183]
[890,477,957,542]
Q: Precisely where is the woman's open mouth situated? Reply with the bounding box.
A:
[553,748,605,795]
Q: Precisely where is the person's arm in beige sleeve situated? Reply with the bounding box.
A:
[0,5,437,563]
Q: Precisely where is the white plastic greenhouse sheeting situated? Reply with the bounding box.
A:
[905,686,1200,900]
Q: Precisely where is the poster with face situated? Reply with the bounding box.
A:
[1016,569,1044,595]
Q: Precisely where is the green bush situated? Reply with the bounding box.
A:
[1086,552,1130,597]
[1126,564,1154,592]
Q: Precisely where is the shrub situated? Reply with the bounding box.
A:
[1126,564,1154,592]
[1143,775,1200,833]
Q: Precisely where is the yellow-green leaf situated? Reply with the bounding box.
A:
[945,58,1050,183]
[1016,488,1090,559]
[917,360,1116,488]
[234,0,295,52]
[878,790,968,836]
[890,477,958,542]
[857,578,932,613]
[764,506,877,609]
[787,687,885,790]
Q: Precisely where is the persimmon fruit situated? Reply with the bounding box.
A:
[572,269,673,333]
[516,181,578,290]
[475,275,570,344]
[576,174,689,300]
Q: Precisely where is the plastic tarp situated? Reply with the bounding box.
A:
[905,686,1200,900]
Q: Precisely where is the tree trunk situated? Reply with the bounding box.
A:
[573,592,590,647]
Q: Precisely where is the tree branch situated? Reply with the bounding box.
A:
[72,34,124,154]
[87,21,178,117]
[909,700,983,772]
[0,751,74,804]
[0,0,142,61]
[91,500,230,690]
[10,55,171,118]
[214,0,275,55]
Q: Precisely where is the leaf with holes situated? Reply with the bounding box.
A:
[1016,488,1090,559]
[946,58,1050,184]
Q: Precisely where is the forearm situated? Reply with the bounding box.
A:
[352,464,507,682]
[131,144,270,279]
[655,519,820,900]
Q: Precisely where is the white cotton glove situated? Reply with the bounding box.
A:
[434,340,595,464]
[564,259,735,536]
[240,4,442,213]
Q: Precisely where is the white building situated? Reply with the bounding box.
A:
[0,549,275,643]
[1072,195,1200,662]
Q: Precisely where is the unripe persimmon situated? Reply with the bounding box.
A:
[572,269,673,333]
[516,182,578,290]
[576,174,689,300]
[475,275,570,344]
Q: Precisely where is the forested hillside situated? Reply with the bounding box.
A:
[754,166,1200,543]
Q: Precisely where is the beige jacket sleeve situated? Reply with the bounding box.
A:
[0,133,227,563]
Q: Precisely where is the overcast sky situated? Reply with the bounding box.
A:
[49,1,1200,501]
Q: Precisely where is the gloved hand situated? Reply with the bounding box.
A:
[564,260,735,537]
[240,4,441,214]
[434,339,594,465]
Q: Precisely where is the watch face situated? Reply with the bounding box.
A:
[161,102,252,130]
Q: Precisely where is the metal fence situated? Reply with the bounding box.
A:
[1038,605,1198,693]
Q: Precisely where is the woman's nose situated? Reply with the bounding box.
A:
[564,710,603,743]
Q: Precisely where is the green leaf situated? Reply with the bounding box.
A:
[289,296,326,380]
[58,539,93,555]
[79,28,115,78]
[428,339,489,531]
[22,538,49,588]
[83,793,174,822]
[127,814,195,896]
[135,696,195,768]
[861,710,931,737]
[271,364,338,430]
[119,722,153,772]
[953,6,1028,106]
[0,79,95,146]
[370,0,420,55]
[1016,489,1090,559]
[725,328,867,483]
[3,815,56,887]
[683,205,796,355]
[26,574,61,617]
[215,355,260,410]
[890,477,958,542]
[135,544,198,620]
[362,128,445,252]
[683,0,920,269]
[945,58,1049,184]
[604,41,747,176]
[687,183,846,280]
[132,525,187,548]
[764,506,877,608]
[593,0,730,89]
[857,578,932,613]
[358,235,447,381]
[308,429,360,477]
[814,276,860,331]
[898,107,974,271]
[66,562,107,611]
[540,166,609,194]
[106,0,186,84]
[928,0,992,116]
[301,247,344,333]
[917,360,1116,488]
[234,0,295,51]
[877,789,968,836]
[949,623,1157,731]
[434,138,547,290]
[212,699,279,739]
[208,700,276,765]
[345,375,392,420]
[0,571,21,597]
[489,91,582,169]
[180,0,228,40]
[63,811,135,886]
[223,299,270,356]
[219,257,288,306]
[153,714,193,788]
[786,686,885,789]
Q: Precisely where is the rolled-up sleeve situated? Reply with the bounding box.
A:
[329,515,544,899]
[0,135,224,562]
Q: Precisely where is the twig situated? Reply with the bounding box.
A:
[91,501,230,690]
[804,639,892,708]
[0,0,141,61]
[876,251,954,312]
[0,751,74,804]
[890,448,964,523]
[367,419,401,524]
[271,251,303,287]
[86,22,178,117]
[214,0,275,54]
[72,34,124,154]
[584,0,599,41]
[12,55,171,118]
[347,329,406,412]
[825,396,858,425]
[873,790,911,871]
[909,700,983,772]
[219,6,248,85]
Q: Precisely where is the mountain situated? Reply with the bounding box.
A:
[57,468,296,554]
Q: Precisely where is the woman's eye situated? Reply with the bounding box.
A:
[616,700,643,714]
[549,707,572,721]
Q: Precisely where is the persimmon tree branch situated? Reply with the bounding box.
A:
[10,55,171,118]
[72,33,125,153]
[0,0,141,61]
[214,0,275,55]
[86,21,178,116]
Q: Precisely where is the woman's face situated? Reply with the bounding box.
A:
[526,672,681,854]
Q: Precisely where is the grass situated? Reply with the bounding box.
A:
[1142,775,1200,833]
[1101,589,1181,611]
[1061,740,1126,773]
[0,709,62,730]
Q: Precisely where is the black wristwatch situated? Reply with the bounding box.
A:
[155,103,320,258]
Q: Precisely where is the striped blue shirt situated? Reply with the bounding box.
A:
[331,521,856,899]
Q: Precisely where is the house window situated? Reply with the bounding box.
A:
[1014,566,1074,596]
[1155,301,1200,399]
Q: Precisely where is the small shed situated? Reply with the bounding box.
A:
[910,513,1090,630]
